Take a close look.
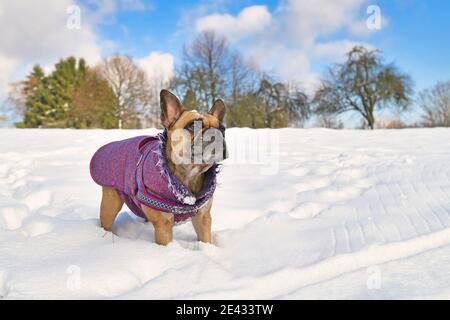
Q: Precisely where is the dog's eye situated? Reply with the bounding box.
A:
[185,122,195,132]
[185,120,203,132]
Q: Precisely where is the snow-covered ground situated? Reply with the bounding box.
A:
[0,128,449,299]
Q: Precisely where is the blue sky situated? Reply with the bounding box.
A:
[376,0,450,90]
[94,0,279,56]
[1,0,449,126]
[95,0,449,91]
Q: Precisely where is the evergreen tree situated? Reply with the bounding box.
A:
[13,65,45,127]
[19,57,86,128]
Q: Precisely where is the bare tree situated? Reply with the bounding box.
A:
[144,73,173,128]
[176,31,309,128]
[257,78,310,128]
[316,114,344,129]
[175,31,230,112]
[7,82,26,119]
[7,64,45,120]
[98,55,152,129]
[419,81,450,127]
[313,46,413,129]
[229,52,260,106]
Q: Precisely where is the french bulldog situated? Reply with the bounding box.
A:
[90,90,226,245]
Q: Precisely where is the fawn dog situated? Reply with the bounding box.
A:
[90,90,226,245]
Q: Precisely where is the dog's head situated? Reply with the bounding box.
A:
[160,89,227,170]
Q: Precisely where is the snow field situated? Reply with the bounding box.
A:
[0,128,449,299]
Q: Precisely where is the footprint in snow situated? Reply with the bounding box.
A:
[289,202,328,219]
[0,204,29,230]
[21,190,53,211]
[21,220,55,237]
[177,235,222,251]
[0,270,10,299]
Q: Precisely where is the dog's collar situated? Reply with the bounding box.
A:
[135,130,218,217]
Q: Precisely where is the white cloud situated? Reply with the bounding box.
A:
[274,49,322,95]
[0,0,153,97]
[313,40,374,62]
[138,52,175,85]
[191,0,379,92]
[196,5,272,41]
[0,54,19,96]
[0,0,102,94]
[83,0,150,23]
[0,1,102,62]
[279,0,368,45]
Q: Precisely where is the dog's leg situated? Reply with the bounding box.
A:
[192,198,213,243]
[100,186,124,231]
[141,206,174,245]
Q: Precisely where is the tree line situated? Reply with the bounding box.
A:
[6,31,450,129]
[9,55,154,129]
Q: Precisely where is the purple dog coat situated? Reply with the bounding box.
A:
[90,131,218,223]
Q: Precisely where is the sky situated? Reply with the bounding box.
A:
[0,0,449,126]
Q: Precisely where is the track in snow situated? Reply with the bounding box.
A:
[0,128,449,299]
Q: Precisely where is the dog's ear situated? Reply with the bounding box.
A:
[160,89,184,128]
[208,99,226,123]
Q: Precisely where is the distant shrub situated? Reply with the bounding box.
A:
[385,119,406,129]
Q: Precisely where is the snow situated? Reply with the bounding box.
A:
[0,127,449,299]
